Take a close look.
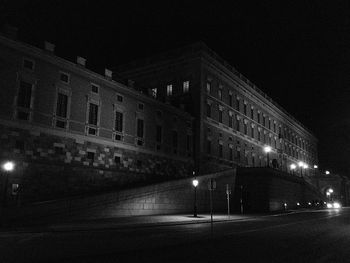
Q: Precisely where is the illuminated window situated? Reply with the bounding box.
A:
[183,81,189,93]
[166,84,173,96]
[151,88,157,98]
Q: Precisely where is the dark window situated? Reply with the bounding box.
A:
[23,59,34,70]
[219,110,223,123]
[87,151,95,160]
[17,81,32,109]
[244,123,248,135]
[251,108,254,119]
[114,156,121,164]
[138,103,144,110]
[117,95,123,102]
[207,140,211,154]
[56,120,66,128]
[244,103,247,115]
[60,72,69,83]
[156,125,162,143]
[172,131,178,149]
[137,160,142,168]
[218,89,222,100]
[258,112,260,123]
[186,134,191,151]
[88,103,98,125]
[229,93,233,107]
[115,111,123,132]
[237,149,241,160]
[229,147,233,160]
[251,126,254,138]
[228,114,233,128]
[207,103,211,117]
[91,84,99,93]
[219,144,223,158]
[156,110,162,118]
[258,130,261,141]
[137,119,144,138]
[17,111,29,120]
[236,98,240,111]
[56,93,68,118]
[236,119,240,131]
[15,140,24,150]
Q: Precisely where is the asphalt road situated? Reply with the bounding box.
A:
[0,208,349,263]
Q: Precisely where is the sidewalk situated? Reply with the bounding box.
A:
[0,211,294,234]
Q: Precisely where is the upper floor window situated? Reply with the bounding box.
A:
[207,102,211,118]
[60,72,70,84]
[166,84,173,96]
[257,111,260,123]
[137,118,144,138]
[172,130,178,153]
[229,92,233,107]
[183,81,190,93]
[23,58,35,71]
[117,95,123,102]
[138,103,144,111]
[218,87,223,100]
[55,93,68,128]
[91,83,99,94]
[156,125,162,143]
[218,109,223,123]
[16,80,33,120]
[206,81,211,94]
[236,97,240,111]
[250,107,254,119]
[244,102,247,115]
[114,111,123,132]
[86,102,99,135]
[151,88,157,98]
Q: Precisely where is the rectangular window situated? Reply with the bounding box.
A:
[251,126,254,138]
[117,95,123,102]
[137,119,144,138]
[258,112,260,123]
[23,58,34,71]
[183,81,189,93]
[60,72,70,84]
[258,130,261,141]
[156,125,162,143]
[229,147,233,160]
[207,139,211,154]
[237,148,241,160]
[268,119,271,130]
[219,109,223,123]
[87,151,95,160]
[56,93,68,118]
[251,108,254,119]
[88,103,98,125]
[244,103,247,115]
[263,115,266,127]
[151,88,157,98]
[236,119,240,131]
[114,111,123,132]
[207,103,211,117]
[206,82,211,94]
[114,156,121,164]
[218,89,222,100]
[228,114,233,128]
[186,134,191,151]
[166,84,173,96]
[172,131,178,153]
[244,123,248,135]
[91,84,99,94]
[236,98,240,111]
[138,103,144,110]
[17,81,32,109]
[219,144,223,158]
[229,93,233,107]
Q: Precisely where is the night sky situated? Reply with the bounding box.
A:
[1,1,350,176]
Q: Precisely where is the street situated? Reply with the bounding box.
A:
[0,208,349,262]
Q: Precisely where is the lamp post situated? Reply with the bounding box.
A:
[2,161,15,207]
[192,177,199,218]
[325,170,330,175]
[290,164,296,175]
[264,146,272,168]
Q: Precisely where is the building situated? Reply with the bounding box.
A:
[117,42,318,176]
[0,32,193,204]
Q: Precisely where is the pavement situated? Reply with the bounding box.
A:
[0,210,296,234]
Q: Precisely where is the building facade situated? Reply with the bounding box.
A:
[0,33,193,203]
[118,42,318,175]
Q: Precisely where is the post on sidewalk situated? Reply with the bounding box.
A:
[240,185,244,214]
[208,178,216,237]
[226,184,231,219]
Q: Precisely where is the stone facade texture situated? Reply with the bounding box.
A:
[0,34,193,203]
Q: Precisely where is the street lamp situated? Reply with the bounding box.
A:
[314,165,318,169]
[325,170,330,175]
[1,161,15,207]
[264,146,272,167]
[290,163,296,175]
[192,176,199,217]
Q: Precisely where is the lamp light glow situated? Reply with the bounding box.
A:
[290,164,296,170]
[298,161,304,167]
[303,164,308,169]
[192,179,198,187]
[264,146,272,153]
[2,161,14,172]
[314,165,318,169]
[325,170,330,175]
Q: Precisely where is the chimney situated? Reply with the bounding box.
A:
[77,56,86,67]
[105,68,113,79]
[2,24,18,40]
[44,41,55,53]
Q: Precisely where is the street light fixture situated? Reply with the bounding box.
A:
[192,176,199,218]
[264,146,272,168]
[290,164,296,175]
[298,161,305,176]
[314,165,318,169]
[1,161,15,207]
[325,170,330,175]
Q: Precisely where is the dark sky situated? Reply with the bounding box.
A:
[1,0,350,176]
